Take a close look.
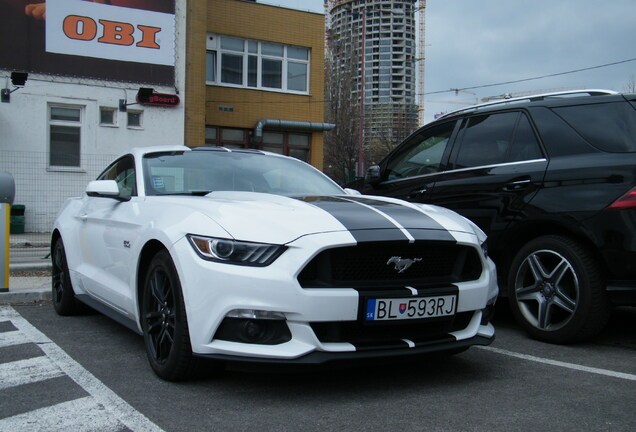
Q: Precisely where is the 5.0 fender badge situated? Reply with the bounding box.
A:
[123,240,131,249]
[387,256,422,273]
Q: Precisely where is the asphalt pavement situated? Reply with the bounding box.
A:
[1,232,51,304]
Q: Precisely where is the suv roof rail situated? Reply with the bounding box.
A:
[437,89,619,120]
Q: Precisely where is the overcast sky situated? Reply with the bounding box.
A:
[260,0,636,123]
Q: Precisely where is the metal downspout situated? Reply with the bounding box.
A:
[252,119,335,144]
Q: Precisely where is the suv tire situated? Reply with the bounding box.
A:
[507,235,610,344]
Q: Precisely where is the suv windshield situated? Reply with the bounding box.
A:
[143,150,344,196]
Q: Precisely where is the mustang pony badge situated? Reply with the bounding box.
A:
[387,256,422,273]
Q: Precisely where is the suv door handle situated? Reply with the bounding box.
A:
[504,179,531,191]
[407,188,428,199]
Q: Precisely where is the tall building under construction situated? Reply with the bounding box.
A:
[326,0,420,156]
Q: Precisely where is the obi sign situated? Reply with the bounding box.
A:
[46,0,175,66]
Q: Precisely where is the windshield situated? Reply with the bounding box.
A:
[143,150,344,196]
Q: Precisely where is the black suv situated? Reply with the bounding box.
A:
[357,90,636,344]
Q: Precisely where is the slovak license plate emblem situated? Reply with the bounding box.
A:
[365,295,456,321]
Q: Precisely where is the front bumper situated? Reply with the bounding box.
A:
[196,334,495,365]
[171,231,498,362]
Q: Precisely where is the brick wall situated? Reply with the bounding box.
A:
[186,0,327,169]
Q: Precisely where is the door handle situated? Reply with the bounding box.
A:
[504,179,531,191]
[80,213,88,222]
[407,188,427,199]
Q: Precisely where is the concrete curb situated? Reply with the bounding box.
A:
[0,288,51,305]
[10,262,53,272]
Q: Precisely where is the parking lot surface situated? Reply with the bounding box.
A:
[1,302,634,431]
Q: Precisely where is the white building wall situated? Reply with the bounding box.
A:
[0,1,187,233]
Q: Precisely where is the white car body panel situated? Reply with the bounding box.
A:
[53,145,498,365]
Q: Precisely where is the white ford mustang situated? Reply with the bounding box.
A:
[52,145,497,380]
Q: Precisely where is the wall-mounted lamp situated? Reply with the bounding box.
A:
[1,72,28,103]
[119,87,154,112]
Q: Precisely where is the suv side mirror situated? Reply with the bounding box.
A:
[365,165,382,185]
[86,180,130,202]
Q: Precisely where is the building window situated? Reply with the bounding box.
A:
[49,105,82,168]
[206,34,310,94]
[204,126,311,162]
[127,110,143,128]
[205,51,216,82]
[262,131,310,162]
[204,126,218,145]
[204,126,248,149]
[288,134,310,162]
[100,107,117,126]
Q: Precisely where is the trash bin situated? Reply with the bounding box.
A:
[10,204,25,234]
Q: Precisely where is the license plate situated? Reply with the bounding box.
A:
[365,295,457,321]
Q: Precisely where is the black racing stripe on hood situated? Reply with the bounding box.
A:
[299,196,410,242]
[340,196,456,242]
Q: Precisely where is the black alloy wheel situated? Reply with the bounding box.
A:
[52,238,80,316]
[508,235,610,344]
[142,250,198,381]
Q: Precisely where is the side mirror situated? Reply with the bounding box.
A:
[365,165,381,185]
[86,180,130,202]
[343,188,362,196]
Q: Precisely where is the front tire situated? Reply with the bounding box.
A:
[507,235,610,344]
[52,238,81,316]
[141,250,198,381]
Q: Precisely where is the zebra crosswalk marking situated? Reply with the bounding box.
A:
[0,306,164,432]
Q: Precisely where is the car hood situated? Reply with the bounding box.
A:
[156,191,476,245]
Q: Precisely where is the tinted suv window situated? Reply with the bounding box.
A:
[455,112,518,168]
[508,114,544,162]
[454,112,543,168]
[384,121,456,181]
[553,102,636,152]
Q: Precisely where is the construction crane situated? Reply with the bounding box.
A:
[416,0,426,125]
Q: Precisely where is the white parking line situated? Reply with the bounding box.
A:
[0,396,128,432]
[0,330,24,348]
[477,346,636,382]
[0,306,165,432]
[0,356,65,390]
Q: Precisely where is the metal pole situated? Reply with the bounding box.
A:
[357,7,366,177]
[1,171,15,292]
[1,203,9,292]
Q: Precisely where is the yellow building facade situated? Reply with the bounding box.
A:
[185,0,329,169]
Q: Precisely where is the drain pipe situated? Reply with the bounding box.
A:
[253,119,335,144]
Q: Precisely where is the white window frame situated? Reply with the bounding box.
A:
[206,34,310,95]
[47,103,84,171]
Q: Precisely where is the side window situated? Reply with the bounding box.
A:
[98,156,136,198]
[384,121,456,181]
[508,114,544,162]
[454,112,518,169]
[553,102,636,152]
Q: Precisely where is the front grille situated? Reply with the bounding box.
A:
[310,311,474,347]
[298,241,482,288]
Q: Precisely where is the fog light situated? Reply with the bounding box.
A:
[214,317,292,345]
[243,320,266,342]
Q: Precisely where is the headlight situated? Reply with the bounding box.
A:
[187,235,286,266]
[480,239,488,258]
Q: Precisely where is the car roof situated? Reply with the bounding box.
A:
[123,145,286,161]
[435,89,621,121]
